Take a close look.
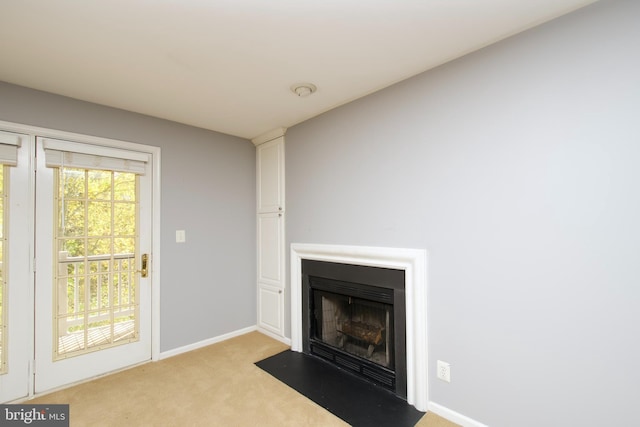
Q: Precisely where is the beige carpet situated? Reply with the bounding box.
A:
[29,331,459,427]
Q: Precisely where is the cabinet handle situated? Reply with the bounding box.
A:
[278,207,282,211]
[279,290,282,294]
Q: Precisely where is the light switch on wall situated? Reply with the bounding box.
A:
[176,230,186,243]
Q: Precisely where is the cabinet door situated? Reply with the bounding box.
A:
[257,137,284,213]
[258,284,284,336]
[257,212,284,286]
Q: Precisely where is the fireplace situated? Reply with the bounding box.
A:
[302,260,407,397]
[291,244,428,411]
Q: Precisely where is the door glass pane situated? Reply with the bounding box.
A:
[55,167,139,359]
[0,166,6,373]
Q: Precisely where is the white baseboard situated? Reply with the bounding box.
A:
[158,325,258,360]
[428,402,488,427]
[257,327,292,346]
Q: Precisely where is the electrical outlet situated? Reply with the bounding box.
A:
[437,360,451,383]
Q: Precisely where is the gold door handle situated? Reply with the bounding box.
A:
[137,253,149,278]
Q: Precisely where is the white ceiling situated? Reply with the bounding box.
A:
[1,0,596,140]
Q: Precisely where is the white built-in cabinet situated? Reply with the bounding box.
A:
[253,130,286,339]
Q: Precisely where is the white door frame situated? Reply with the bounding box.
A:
[0,120,161,399]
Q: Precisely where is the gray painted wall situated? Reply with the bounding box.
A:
[286,0,640,425]
[0,82,257,352]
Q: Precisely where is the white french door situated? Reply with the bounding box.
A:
[0,131,32,402]
[0,123,157,401]
[34,137,153,393]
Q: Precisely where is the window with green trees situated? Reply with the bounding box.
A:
[55,167,139,358]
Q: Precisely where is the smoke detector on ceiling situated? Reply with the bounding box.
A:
[291,83,317,97]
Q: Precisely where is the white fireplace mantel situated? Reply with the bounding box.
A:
[290,243,428,411]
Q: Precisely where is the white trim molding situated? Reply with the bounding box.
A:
[158,326,258,360]
[251,127,287,146]
[290,243,428,411]
[428,402,490,427]
[259,327,292,346]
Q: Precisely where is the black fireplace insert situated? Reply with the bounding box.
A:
[302,260,407,399]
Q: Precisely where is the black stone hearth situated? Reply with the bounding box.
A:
[255,350,425,427]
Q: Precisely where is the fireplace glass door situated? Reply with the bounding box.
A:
[312,290,394,370]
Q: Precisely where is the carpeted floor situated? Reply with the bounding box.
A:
[29,331,459,427]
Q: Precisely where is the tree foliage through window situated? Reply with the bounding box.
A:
[58,168,136,258]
